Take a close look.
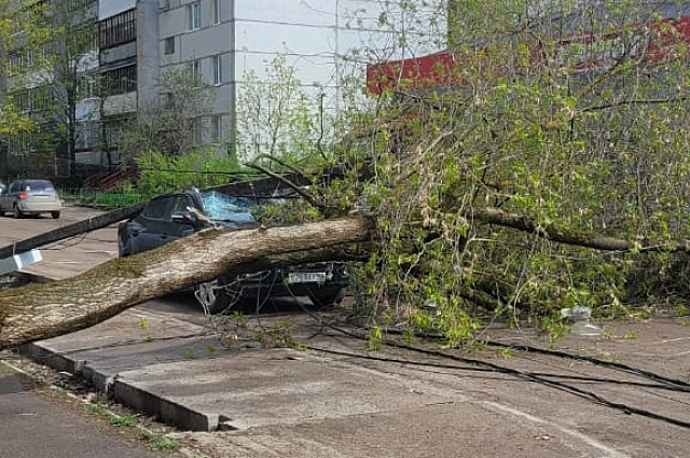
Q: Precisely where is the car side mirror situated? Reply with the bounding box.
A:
[171,211,197,226]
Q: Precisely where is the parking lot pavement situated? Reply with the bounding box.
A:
[6,205,690,457]
[0,203,118,280]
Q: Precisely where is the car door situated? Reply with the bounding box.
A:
[0,181,20,212]
[0,182,7,212]
[125,194,196,254]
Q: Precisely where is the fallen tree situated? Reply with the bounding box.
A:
[3,203,690,350]
[0,216,374,349]
[5,1,690,350]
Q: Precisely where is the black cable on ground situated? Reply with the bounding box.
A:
[352,322,690,394]
[292,306,690,429]
[487,341,690,391]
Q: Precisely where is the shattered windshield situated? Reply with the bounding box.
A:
[201,191,256,224]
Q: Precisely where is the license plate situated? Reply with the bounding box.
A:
[288,272,327,284]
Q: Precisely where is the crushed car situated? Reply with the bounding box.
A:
[118,188,348,313]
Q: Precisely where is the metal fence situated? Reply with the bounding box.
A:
[59,188,151,209]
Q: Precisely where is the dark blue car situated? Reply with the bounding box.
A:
[118,189,348,314]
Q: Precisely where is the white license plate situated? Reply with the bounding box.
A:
[288,272,327,284]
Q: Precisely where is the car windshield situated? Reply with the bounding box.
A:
[201,191,256,224]
[23,180,54,192]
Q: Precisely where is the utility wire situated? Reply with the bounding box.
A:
[290,303,690,429]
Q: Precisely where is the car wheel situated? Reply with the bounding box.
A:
[13,205,23,219]
[51,211,61,219]
[194,279,237,314]
[308,288,346,307]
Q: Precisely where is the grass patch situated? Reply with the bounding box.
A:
[86,403,137,428]
[140,432,182,452]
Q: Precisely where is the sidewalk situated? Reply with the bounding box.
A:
[4,206,690,457]
[0,367,165,458]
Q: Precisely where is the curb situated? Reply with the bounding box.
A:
[0,358,208,458]
[18,340,221,432]
[13,272,220,432]
[13,270,55,284]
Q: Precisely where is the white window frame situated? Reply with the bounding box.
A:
[189,2,201,30]
[191,59,202,80]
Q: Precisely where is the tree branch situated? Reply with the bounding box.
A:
[245,161,325,210]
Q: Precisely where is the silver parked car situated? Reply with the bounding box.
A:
[0,179,62,219]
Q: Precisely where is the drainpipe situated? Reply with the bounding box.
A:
[136,0,161,113]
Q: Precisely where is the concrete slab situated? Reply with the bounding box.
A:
[22,305,469,432]
[113,349,467,431]
[176,401,628,458]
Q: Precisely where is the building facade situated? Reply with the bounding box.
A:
[78,0,446,165]
[2,0,447,173]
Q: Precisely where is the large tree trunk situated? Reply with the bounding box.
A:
[0,217,374,350]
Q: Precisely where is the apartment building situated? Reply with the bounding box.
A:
[2,0,445,172]
[49,0,444,167]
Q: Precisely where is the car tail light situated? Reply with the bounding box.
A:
[18,192,28,200]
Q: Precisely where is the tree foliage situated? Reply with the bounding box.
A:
[116,68,214,161]
[305,0,690,343]
[134,149,242,195]
[236,56,333,166]
[0,0,48,141]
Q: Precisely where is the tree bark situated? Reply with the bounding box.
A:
[0,216,374,350]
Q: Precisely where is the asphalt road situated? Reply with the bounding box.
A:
[0,367,175,458]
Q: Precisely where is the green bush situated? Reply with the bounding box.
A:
[135,148,245,195]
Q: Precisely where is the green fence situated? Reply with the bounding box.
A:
[60,188,151,209]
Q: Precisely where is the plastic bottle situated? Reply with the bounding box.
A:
[566,306,602,337]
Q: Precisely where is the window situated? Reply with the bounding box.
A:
[213,0,221,24]
[75,121,101,150]
[24,48,34,68]
[9,53,22,74]
[192,119,203,144]
[168,196,192,217]
[12,86,55,112]
[77,76,98,99]
[164,37,175,55]
[68,0,96,12]
[191,59,202,80]
[212,55,222,85]
[141,197,172,220]
[101,65,137,96]
[69,21,97,54]
[98,9,136,50]
[211,115,223,140]
[189,2,201,30]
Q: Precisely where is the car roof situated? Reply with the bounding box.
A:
[9,178,52,184]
